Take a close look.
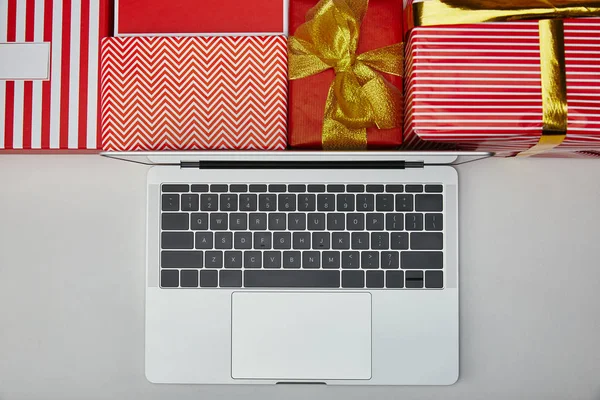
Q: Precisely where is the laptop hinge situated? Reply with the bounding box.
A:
[180,161,425,169]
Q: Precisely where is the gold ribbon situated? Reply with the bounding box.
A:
[411,0,600,156]
[288,0,404,150]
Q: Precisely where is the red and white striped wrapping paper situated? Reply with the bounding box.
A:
[100,36,288,151]
[0,0,109,151]
[403,17,600,157]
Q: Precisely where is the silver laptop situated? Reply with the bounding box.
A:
[103,150,490,385]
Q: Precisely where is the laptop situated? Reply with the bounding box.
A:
[102,150,490,385]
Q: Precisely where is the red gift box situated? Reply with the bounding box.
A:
[288,0,404,149]
[403,2,600,157]
[0,0,110,152]
[100,36,288,151]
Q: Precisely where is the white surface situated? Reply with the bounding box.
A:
[1,155,600,399]
[231,292,372,380]
[0,43,50,80]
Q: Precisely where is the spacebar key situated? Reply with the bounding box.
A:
[244,270,340,288]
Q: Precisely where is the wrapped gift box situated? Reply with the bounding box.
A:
[288,0,404,149]
[403,1,600,157]
[100,36,288,151]
[115,0,289,36]
[1,0,110,151]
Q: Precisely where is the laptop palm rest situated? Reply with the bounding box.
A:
[231,292,372,381]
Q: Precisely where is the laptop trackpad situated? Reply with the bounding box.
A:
[231,292,372,380]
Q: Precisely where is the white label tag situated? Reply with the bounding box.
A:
[0,42,51,80]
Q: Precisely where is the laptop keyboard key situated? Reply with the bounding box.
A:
[273,232,292,249]
[308,213,326,230]
[234,232,252,249]
[425,185,443,193]
[376,194,394,211]
[386,213,404,231]
[162,213,189,230]
[371,232,389,250]
[239,194,258,211]
[406,271,424,288]
[366,185,384,193]
[293,232,311,249]
[229,214,247,230]
[278,194,297,212]
[244,270,340,288]
[386,271,404,288]
[366,271,384,288]
[210,213,228,230]
[220,270,242,287]
[259,194,277,211]
[361,252,380,269]
[224,251,243,268]
[268,213,286,230]
[161,270,179,287]
[288,214,307,230]
[264,251,282,269]
[366,213,384,230]
[322,251,341,269]
[195,232,213,249]
[161,251,203,268]
[298,194,316,211]
[283,251,302,269]
[230,184,248,193]
[425,271,444,288]
[205,251,223,268]
[406,213,423,231]
[342,251,360,269]
[337,194,355,211]
[254,232,272,249]
[332,232,350,249]
[401,251,443,269]
[302,251,321,269]
[215,232,233,249]
[249,184,267,193]
[347,184,364,193]
[162,232,193,249]
[416,194,443,212]
[269,184,286,193]
[327,184,345,193]
[411,232,443,250]
[244,251,262,268]
[180,270,199,288]
[288,184,306,193]
[191,213,209,230]
[356,194,374,211]
[200,270,218,287]
[342,271,364,288]
[405,185,423,193]
[249,213,267,230]
[347,214,365,230]
[327,213,345,231]
[308,184,326,193]
[391,232,409,250]
[191,184,209,193]
[220,194,238,211]
[163,184,189,193]
[162,194,179,211]
[317,194,335,211]
[351,232,369,249]
[425,213,443,231]
[181,194,199,211]
[312,232,330,249]
[381,251,400,269]
[200,194,218,211]
[386,185,404,193]
[210,184,228,193]
[395,194,413,211]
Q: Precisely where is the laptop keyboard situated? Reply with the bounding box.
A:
[159,183,445,289]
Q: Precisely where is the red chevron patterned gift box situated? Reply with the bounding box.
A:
[1,0,110,151]
[403,1,600,157]
[100,36,288,151]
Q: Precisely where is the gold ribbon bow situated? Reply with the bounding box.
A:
[288,0,404,150]
[412,0,600,156]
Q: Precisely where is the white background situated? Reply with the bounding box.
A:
[0,155,599,400]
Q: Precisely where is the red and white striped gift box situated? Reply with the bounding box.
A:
[100,36,288,151]
[403,15,600,157]
[0,0,109,151]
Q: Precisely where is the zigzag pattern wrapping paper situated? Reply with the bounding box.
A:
[100,35,288,151]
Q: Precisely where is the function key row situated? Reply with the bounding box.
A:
[162,184,444,194]
[162,193,443,212]
[160,269,444,289]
